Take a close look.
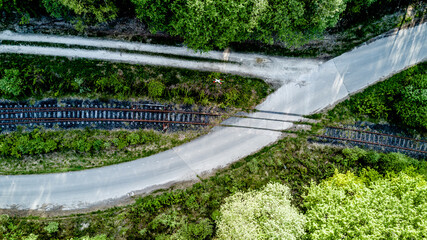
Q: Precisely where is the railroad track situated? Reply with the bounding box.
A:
[0,101,220,131]
[316,126,427,158]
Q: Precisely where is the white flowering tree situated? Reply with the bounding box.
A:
[216,182,306,240]
[304,169,427,239]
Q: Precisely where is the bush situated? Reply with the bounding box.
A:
[44,221,59,234]
[395,83,427,130]
[341,147,366,167]
[216,182,306,240]
[329,62,427,133]
[0,128,171,159]
[0,69,25,98]
[178,219,213,240]
[357,150,427,175]
[147,80,165,98]
[304,169,427,239]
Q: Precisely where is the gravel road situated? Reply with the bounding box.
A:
[0,22,425,212]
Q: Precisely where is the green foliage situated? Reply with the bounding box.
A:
[147,80,165,98]
[72,18,88,32]
[0,214,39,240]
[58,0,118,24]
[42,0,70,18]
[216,182,306,240]
[344,0,379,15]
[0,54,270,108]
[2,135,425,238]
[178,219,213,240]
[0,128,164,159]
[341,147,369,165]
[23,233,39,240]
[70,234,108,240]
[0,68,25,98]
[0,0,40,14]
[337,147,426,176]
[307,0,348,33]
[375,152,425,174]
[395,82,427,130]
[304,169,427,239]
[43,221,59,234]
[19,13,31,24]
[132,0,357,50]
[131,0,174,33]
[170,0,270,50]
[95,74,130,96]
[328,62,427,133]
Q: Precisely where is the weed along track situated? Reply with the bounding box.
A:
[0,100,221,132]
[316,126,427,158]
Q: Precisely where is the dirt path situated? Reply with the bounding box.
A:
[0,30,321,87]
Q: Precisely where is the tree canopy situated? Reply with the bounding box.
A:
[216,182,306,240]
[0,0,393,50]
[304,169,427,239]
[133,0,356,50]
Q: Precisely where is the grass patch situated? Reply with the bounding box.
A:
[0,127,205,175]
[0,53,272,109]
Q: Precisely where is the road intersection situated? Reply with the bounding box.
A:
[0,22,425,211]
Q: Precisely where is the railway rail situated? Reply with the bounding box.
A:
[0,101,220,131]
[316,126,427,158]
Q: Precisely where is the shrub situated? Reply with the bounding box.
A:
[216,182,306,240]
[329,62,427,133]
[0,69,25,98]
[70,235,108,240]
[341,147,366,167]
[379,152,420,173]
[395,84,427,130]
[304,169,427,239]
[44,221,59,234]
[178,219,213,240]
[147,80,165,98]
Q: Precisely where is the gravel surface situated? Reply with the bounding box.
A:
[0,30,321,87]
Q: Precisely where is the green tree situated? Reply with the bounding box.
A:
[304,169,427,239]
[132,0,354,51]
[170,0,270,51]
[42,0,70,18]
[216,182,306,240]
[44,0,118,24]
[344,0,378,14]
[254,0,306,46]
[0,69,25,98]
[131,0,174,33]
[306,0,348,33]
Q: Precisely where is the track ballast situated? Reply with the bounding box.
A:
[317,126,427,158]
[0,100,220,132]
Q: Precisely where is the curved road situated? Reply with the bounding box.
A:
[0,30,320,87]
[0,23,426,211]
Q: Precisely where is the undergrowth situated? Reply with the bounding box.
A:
[0,54,272,109]
[0,127,203,175]
[324,62,427,135]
